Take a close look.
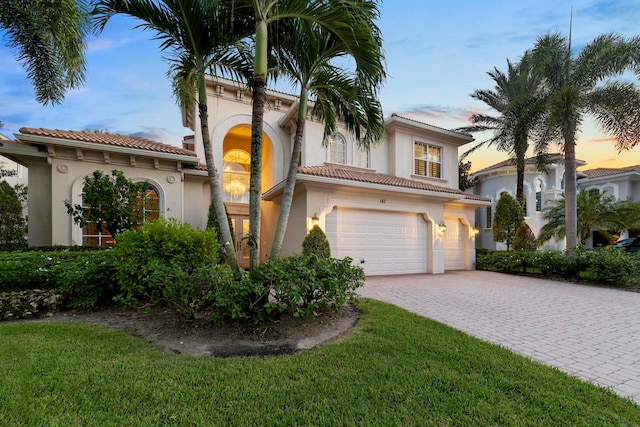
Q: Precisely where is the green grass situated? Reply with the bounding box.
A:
[1,300,639,426]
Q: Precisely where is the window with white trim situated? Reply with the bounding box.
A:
[535,179,543,212]
[414,141,442,178]
[82,184,160,246]
[328,134,346,164]
[355,146,370,168]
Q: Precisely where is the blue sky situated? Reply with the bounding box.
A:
[2,0,640,171]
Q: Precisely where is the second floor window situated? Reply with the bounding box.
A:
[328,134,346,164]
[414,142,442,178]
[355,146,370,168]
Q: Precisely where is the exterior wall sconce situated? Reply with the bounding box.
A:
[438,221,447,233]
[472,226,480,235]
[311,214,320,226]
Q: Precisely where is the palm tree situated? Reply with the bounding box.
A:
[269,20,385,259]
[1,0,89,104]
[93,0,254,270]
[237,0,385,270]
[538,190,628,246]
[457,53,544,203]
[529,32,640,250]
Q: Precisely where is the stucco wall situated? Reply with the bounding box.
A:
[44,154,187,246]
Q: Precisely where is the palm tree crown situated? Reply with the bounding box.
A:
[1,0,89,105]
[458,53,544,203]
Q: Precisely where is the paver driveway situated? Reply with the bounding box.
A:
[360,271,640,404]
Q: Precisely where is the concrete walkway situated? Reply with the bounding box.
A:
[359,271,640,404]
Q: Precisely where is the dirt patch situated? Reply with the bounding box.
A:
[38,303,360,357]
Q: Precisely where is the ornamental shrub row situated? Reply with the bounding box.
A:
[476,247,640,288]
[0,218,365,322]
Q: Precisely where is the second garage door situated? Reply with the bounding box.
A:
[326,208,428,276]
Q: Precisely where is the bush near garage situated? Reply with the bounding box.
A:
[476,248,640,288]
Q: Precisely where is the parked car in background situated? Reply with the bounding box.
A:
[613,237,637,249]
[623,237,640,253]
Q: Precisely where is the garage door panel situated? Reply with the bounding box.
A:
[444,218,464,270]
[327,208,427,276]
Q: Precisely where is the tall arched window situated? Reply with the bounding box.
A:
[535,179,543,212]
[328,134,346,164]
[223,149,250,203]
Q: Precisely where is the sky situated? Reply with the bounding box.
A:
[2,0,640,172]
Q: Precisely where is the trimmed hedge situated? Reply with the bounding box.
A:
[476,248,640,288]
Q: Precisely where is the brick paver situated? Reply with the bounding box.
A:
[360,271,640,404]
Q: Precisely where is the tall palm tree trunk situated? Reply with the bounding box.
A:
[564,138,578,250]
[249,74,265,270]
[198,79,238,270]
[270,90,307,259]
[248,17,268,270]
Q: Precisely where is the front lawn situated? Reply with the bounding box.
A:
[1,300,638,426]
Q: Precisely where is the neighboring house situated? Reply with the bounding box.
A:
[578,165,640,243]
[471,155,639,250]
[0,77,489,275]
[0,133,28,189]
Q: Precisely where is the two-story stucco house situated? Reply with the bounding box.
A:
[0,77,489,275]
[471,154,640,250]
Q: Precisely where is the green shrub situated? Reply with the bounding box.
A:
[0,181,27,251]
[302,225,331,258]
[150,263,237,320]
[580,248,637,284]
[211,269,266,324]
[476,248,640,287]
[493,193,524,250]
[0,251,88,292]
[113,218,220,307]
[512,222,537,251]
[57,250,118,308]
[252,255,365,319]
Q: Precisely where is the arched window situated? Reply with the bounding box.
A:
[535,179,543,212]
[83,184,161,246]
[328,134,346,164]
[223,149,250,203]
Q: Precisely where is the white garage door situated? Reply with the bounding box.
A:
[444,218,465,270]
[326,208,428,276]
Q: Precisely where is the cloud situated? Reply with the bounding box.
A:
[399,104,478,123]
[86,36,132,54]
[581,137,616,147]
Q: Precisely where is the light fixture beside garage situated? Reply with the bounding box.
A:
[438,221,447,233]
[311,214,319,226]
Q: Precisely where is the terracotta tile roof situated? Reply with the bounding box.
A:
[297,165,489,201]
[580,165,640,179]
[472,153,568,175]
[19,127,196,157]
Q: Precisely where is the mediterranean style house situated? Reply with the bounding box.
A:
[0,77,489,275]
[471,155,640,250]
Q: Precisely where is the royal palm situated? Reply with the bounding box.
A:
[93,0,254,269]
[269,20,385,259]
